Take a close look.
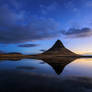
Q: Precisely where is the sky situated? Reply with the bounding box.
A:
[0,0,92,55]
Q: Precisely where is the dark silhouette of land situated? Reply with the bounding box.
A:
[0,40,92,61]
[43,40,77,56]
[25,40,80,60]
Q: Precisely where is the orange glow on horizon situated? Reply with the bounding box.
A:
[73,51,92,55]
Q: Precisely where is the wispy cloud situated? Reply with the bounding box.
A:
[18,44,39,48]
[85,0,92,7]
[0,50,5,54]
[0,4,61,44]
[40,2,59,15]
[40,49,46,52]
[62,27,92,38]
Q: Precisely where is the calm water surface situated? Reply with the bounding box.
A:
[0,58,92,92]
[0,58,92,78]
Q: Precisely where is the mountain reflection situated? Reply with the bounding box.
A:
[0,57,77,75]
[41,57,77,75]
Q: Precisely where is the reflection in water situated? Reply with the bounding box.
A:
[62,58,92,78]
[41,57,77,75]
[2,57,92,77]
[16,66,35,70]
[0,57,77,75]
[0,58,92,92]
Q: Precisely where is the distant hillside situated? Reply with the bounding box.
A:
[7,52,22,55]
[43,40,77,56]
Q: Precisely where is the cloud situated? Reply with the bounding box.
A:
[40,49,46,52]
[85,1,92,7]
[40,2,59,15]
[62,27,92,38]
[18,44,39,48]
[0,4,61,44]
[0,50,5,54]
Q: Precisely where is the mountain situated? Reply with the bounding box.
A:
[43,40,77,56]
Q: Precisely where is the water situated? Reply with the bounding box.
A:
[62,58,92,78]
[1,58,92,78]
[0,58,92,92]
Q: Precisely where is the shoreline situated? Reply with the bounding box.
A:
[0,54,92,61]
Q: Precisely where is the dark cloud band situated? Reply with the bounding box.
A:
[18,44,39,47]
[0,4,60,44]
[62,28,92,38]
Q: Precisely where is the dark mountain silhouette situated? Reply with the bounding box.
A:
[49,40,65,50]
[42,57,76,75]
[0,40,80,61]
[43,40,77,56]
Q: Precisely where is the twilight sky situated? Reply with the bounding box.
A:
[0,0,92,55]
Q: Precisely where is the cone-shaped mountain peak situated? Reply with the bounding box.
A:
[44,40,65,52]
[53,40,65,48]
[43,40,77,56]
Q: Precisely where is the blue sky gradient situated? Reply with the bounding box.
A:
[0,0,92,55]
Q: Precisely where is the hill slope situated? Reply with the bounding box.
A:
[43,40,77,56]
